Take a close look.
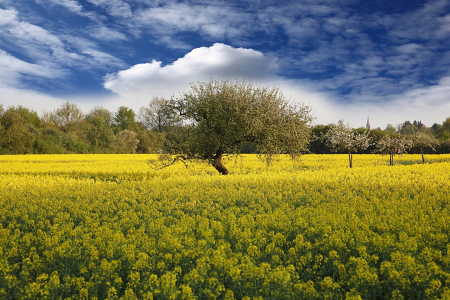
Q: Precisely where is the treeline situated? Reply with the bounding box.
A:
[1,99,449,155]
[0,102,164,154]
[310,120,450,155]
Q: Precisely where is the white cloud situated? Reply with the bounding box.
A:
[88,25,127,41]
[85,0,132,17]
[0,49,65,85]
[0,8,125,79]
[35,0,98,19]
[104,43,279,99]
[135,3,255,41]
[46,0,83,14]
[0,86,66,113]
[103,43,450,129]
[0,7,17,25]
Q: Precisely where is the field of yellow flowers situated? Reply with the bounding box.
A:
[1,154,450,299]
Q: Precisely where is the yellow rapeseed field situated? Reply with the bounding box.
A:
[1,154,450,299]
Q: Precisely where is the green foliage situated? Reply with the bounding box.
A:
[113,130,140,154]
[61,132,89,153]
[86,106,113,126]
[412,132,439,153]
[138,97,181,132]
[135,128,165,154]
[53,101,84,133]
[11,106,41,128]
[322,121,371,154]
[114,106,137,132]
[384,124,396,134]
[164,80,313,170]
[85,115,114,149]
[375,136,414,166]
[309,124,332,154]
[0,109,36,154]
[3,101,450,156]
[32,128,65,154]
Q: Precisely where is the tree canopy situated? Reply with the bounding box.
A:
[375,136,414,166]
[161,80,314,174]
[321,120,371,168]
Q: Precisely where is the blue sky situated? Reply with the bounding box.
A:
[1,0,450,128]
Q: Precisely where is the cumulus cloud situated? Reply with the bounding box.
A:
[104,43,279,98]
[103,43,450,129]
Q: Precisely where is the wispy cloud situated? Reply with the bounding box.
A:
[134,3,257,42]
[85,0,132,18]
[0,49,65,87]
[88,25,127,41]
[0,8,125,85]
[35,0,98,20]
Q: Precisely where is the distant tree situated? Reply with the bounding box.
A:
[397,120,418,135]
[436,117,450,141]
[437,139,450,154]
[85,115,114,150]
[86,106,113,125]
[114,130,140,153]
[12,106,41,128]
[41,110,58,128]
[138,97,181,132]
[34,127,65,154]
[0,109,35,154]
[431,123,440,133]
[135,128,165,154]
[53,101,84,133]
[375,136,414,166]
[84,107,114,150]
[412,132,439,164]
[321,120,371,168]
[114,106,137,132]
[309,124,332,154]
[366,128,387,153]
[384,124,396,134]
[61,132,89,153]
[158,80,313,175]
[413,120,424,130]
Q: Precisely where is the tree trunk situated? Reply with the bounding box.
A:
[213,150,230,175]
[422,152,425,164]
[390,154,394,166]
[349,153,353,168]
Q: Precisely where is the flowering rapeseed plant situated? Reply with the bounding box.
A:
[0,154,449,299]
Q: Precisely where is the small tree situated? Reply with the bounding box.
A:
[375,136,413,166]
[0,109,35,154]
[412,132,439,164]
[321,120,371,168]
[114,106,137,132]
[85,115,114,149]
[114,130,139,154]
[156,80,313,175]
[54,101,84,133]
[138,97,181,132]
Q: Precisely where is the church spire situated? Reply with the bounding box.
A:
[366,117,370,130]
